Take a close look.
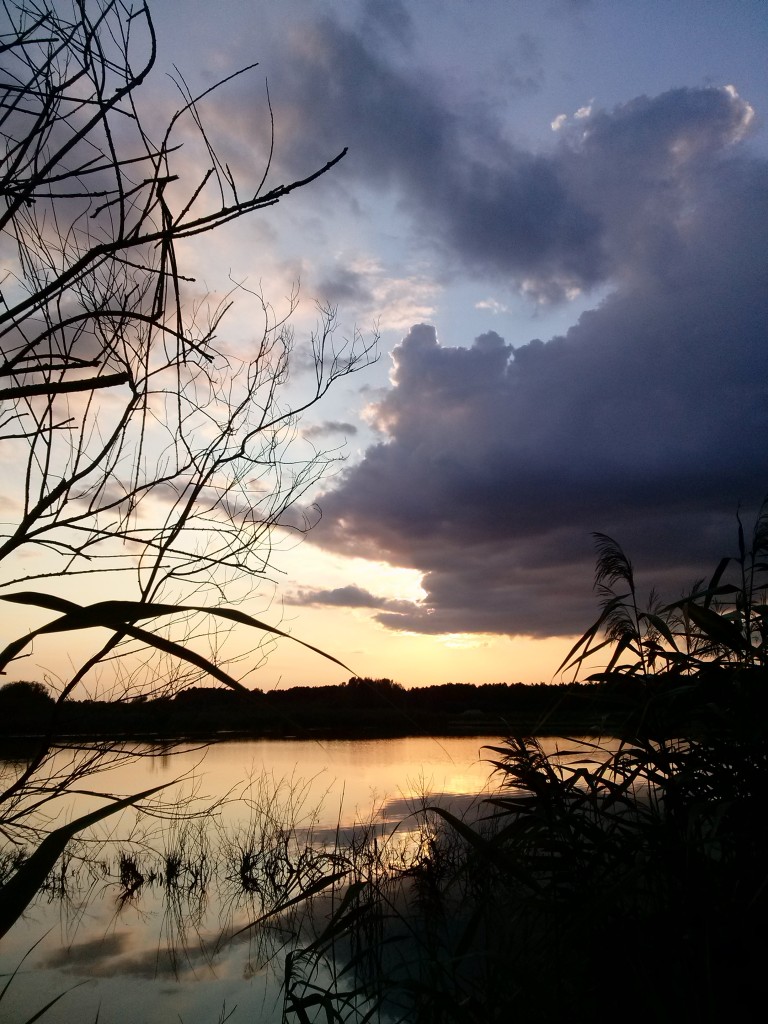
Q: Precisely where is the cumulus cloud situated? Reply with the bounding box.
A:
[251,17,756,305]
[205,10,765,640]
[307,87,768,638]
[475,298,510,314]
[235,17,604,301]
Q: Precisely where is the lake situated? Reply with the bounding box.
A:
[0,734,605,1023]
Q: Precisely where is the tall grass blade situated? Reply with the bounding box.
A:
[704,558,732,609]
[223,870,349,946]
[640,611,679,651]
[683,601,748,653]
[425,805,540,889]
[0,593,352,683]
[296,880,369,958]
[16,983,90,1024]
[0,932,50,1000]
[555,604,622,676]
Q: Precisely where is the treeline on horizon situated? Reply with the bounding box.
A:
[0,672,745,741]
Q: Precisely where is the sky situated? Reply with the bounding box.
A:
[7,0,768,691]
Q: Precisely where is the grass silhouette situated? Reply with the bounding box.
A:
[283,506,768,1022]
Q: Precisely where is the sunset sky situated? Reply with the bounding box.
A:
[6,1,767,691]
[149,0,768,689]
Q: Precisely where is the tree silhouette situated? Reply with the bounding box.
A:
[0,0,373,924]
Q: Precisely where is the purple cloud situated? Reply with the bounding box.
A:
[306,87,767,637]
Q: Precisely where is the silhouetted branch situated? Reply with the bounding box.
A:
[0,0,375,876]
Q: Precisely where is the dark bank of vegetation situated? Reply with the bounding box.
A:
[3,669,764,742]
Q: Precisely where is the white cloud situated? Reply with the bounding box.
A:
[475,297,509,314]
[316,253,439,330]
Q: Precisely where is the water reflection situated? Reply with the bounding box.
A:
[0,735,510,1023]
[0,735,616,1023]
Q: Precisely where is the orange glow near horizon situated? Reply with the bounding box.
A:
[1,537,580,694]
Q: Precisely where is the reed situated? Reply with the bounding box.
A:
[287,508,768,1022]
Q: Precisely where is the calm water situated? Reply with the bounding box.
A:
[0,735,597,1024]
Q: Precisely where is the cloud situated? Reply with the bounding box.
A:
[303,420,359,439]
[40,928,215,980]
[492,31,545,98]
[203,12,765,641]
[316,265,375,307]
[286,584,418,618]
[228,16,600,300]
[314,255,438,329]
[42,932,129,969]
[359,0,413,48]
[251,18,755,304]
[475,298,509,315]
[307,87,768,639]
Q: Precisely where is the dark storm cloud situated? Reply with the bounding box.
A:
[42,932,129,968]
[263,16,604,298]
[261,21,757,304]
[308,87,767,638]
[226,12,766,639]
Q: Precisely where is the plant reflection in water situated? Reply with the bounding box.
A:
[0,735,506,1023]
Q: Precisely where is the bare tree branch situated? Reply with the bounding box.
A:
[0,0,376,858]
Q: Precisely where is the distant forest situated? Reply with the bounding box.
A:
[0,674,733,741]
